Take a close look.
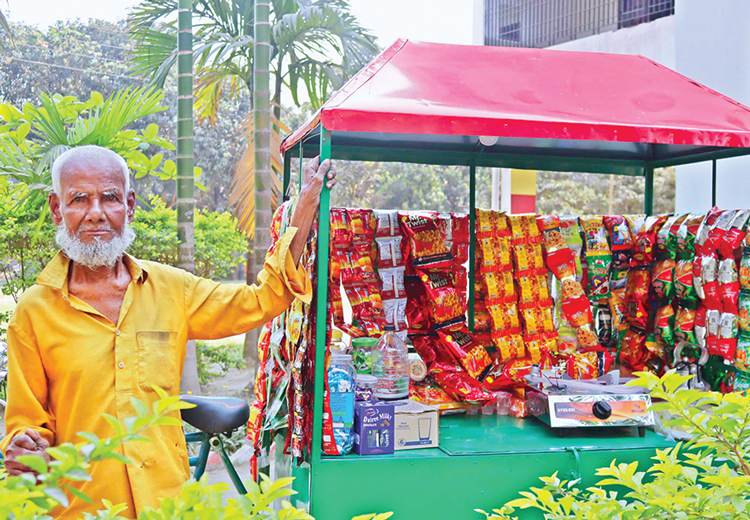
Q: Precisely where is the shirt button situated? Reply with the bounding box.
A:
[118,361,125,369]
[116,329,121,336]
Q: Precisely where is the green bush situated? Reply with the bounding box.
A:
[0,189,57,340]
[195,341,245,386]
[479,371,750,520]
[0,386,312,520]
[130,196,248,279]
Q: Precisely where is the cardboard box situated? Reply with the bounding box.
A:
[392,399,439,450]
[354,401,395,455]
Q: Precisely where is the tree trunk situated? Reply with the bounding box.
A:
[177,0,200,395]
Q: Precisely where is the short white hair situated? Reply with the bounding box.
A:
[51,145,130,196]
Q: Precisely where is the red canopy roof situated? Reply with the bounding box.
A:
[283,39,750,153]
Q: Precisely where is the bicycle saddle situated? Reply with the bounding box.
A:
[180,395,250,435]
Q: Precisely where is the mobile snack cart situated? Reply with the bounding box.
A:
[251,40,750,520]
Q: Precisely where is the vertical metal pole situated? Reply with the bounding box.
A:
[299,142,304,191]
[469,162,476,332]
[311,128,332,505]
[644,166,654,216]
[712,159,717,207]
[283,152,291,202]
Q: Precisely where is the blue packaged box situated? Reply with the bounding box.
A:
[354,401,395,456]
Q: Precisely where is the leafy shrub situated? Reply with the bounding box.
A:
[0,189,57,340]
[195,340,245,386]
[0,387,312,520]
[479,371,750,520]
[130,196,247,279]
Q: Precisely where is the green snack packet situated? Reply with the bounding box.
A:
[734,333,750,373]
[655,304,675,346]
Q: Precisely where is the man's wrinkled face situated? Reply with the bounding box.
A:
[49,156,137,269]
[49,156,135,243]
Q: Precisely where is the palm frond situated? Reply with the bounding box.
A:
[228,113,286,238]
[128,24,178,88]
[194,68,243,126]
[0,8,14,53]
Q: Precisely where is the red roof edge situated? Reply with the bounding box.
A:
[281,39,409,153]
[635,54,750,115]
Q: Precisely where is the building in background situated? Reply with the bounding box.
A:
[473,0,749,213]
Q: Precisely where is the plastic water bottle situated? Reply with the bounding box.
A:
[372,325,409,400]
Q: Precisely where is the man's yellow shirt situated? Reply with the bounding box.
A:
[1,227,311,519]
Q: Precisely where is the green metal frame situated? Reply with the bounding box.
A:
[186,432,247,495]
[282,126,738,518]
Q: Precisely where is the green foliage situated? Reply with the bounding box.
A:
[0,386,192,520]
[479,371,750,520]
[130,196,248,278]
[195,340,245,386]
[0,87,197,201]
[0,387,312,520]
[0,188,57,340]
[0,20,250,212]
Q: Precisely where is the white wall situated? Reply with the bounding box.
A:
[548,15,676,69]
[674,0,750,212]
[473,0,485,45]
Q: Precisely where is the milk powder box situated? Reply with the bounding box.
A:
[354,401,395,455]
[392,399,439,450]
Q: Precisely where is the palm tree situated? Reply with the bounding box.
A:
[0,9,13,53]
[128,0,378,358]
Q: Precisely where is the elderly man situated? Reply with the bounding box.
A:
[1,145,335,519]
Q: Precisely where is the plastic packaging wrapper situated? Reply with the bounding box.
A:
[484,356,550,391]
[740,248,750,291]
[719,258,740,313]
[620,327,647,370]
[655,304,675,346]
[580,216,613,300]
[701,255,721,310]
[716,311,739,360]
[740,292,750,332]
[409,380,471,413]
[652,258,676,301]
[631,215,668,267]
[674,306,697,345]
[437,325,492,379]
[675,259,698,303]
[399,211,453,270]
[734,333,750,372]
[719,210,750,259]
[565,350,614,380]
[419,270,464,328]
[519,299,556,335]
[595,303,614,348]
[410,334,494,405]
[491,329,526,362]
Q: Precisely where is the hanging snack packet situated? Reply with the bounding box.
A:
[625,214,648,239]
[487,299,522,332]
[492,329,526,362]
[655,304,675,346]
[575,322,601,350]
[675,258,698,303]
[523,331,559,362]
[374,209,400,238]
[719,258,740,313]
[656,215,680,252]
[735,333,750,372]
[705,308,722,355]
[695,306,708,348]
[695,208,724,255]
[559,216,584,281]
[512,242,545,271]
[651,258,676,301]
[740,248,750,291]
[479,235,513,272]
[437,326,491,380]
[701,255,722,310]
[483,269,516,301]
[719,210,750,259]
[716,312,739,361]
[676,214,704,253]
[519,300,556,335]
[739,292,750,332]
[419,270,464,328]
[632,215,668,266]
[674,306,697,345]
[704,210,738,255]
[603,215,633,252]
[608,294,628,332]
[516,268,551,303]
[620,328,646,370]
[399,211,452,270]
[625,268,651,329]
[580,216,611,255]
[375,236,404,269]
[330,208,351,248]
[509,215,541,240]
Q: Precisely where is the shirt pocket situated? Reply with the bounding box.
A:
[135,331,178,391]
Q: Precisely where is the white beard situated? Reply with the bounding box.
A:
[55,222,136,269]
